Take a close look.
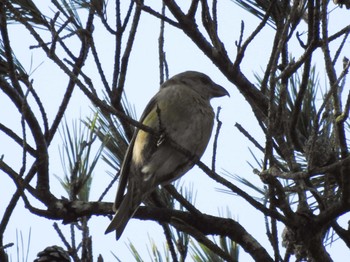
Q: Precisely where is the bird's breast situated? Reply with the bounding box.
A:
[131,85,215,184]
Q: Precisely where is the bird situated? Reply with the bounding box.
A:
[105,71,229,239]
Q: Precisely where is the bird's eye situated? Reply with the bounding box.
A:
[199,76,211,85]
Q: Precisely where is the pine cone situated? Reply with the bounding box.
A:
[34,245,70,262]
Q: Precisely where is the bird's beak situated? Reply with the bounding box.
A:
[212,83,230,98]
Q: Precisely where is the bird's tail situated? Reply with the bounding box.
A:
[105,187,141,239]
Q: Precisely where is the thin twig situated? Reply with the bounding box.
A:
[136,1,180,28]
[332,30,350,66]
[90,36,111,96]
[162,224,178,262]
[53,223,80,262]
[235,122,264,152]
[164,185,202,216]
[158,2,166,85]
[212,106,222,172]
[0,123,36,156]
[172,220,237,262]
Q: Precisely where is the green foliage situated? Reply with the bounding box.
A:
[121,231,239,262]
[231,0,308,30]
[54,0,83,29]
[230,0,276,27]
[0,40,27,78]
[191,236,238,262]
[57,116,102,201]
[7,0,46,25]
[87,95,135,174]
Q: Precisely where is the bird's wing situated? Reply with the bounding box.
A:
[113,133,135,210]
[113,95,160,210]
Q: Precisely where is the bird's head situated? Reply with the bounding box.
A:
[162,71,230,100]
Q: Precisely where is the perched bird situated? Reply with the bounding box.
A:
[105,71,229,238]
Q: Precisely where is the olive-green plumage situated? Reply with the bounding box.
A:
[105,71,229,239]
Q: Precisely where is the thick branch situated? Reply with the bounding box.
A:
[37,199,274,262]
